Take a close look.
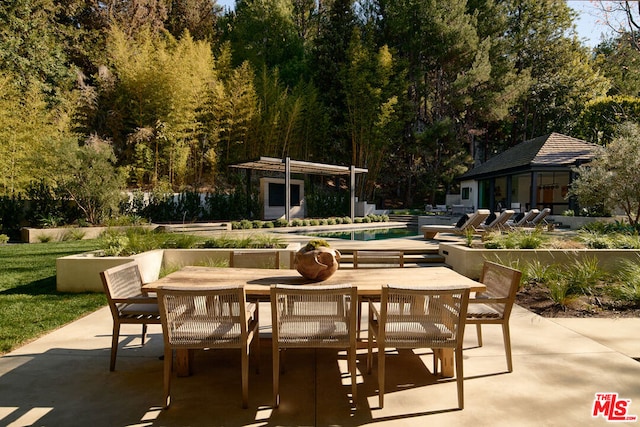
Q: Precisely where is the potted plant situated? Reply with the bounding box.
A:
[294,239,341,281]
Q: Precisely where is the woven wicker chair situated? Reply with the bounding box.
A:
[100,262,161,371]
[466,261,522,373]
[230,250,280,269]
[367,284,470,409]
[353,250,404,338]
[270,284,358,408]
[157,285,260,409]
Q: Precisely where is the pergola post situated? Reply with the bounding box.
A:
[350,165,356,222]
[285,157,291,223]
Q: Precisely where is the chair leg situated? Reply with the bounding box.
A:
[475,323,483,347]
[455,346,464,409]
[377,344,385,408]
[110,323,120,371]
[252,330,260,375]
[349,347,357,404]
[241,344,249,408]
[163,347,172,409]
[366,328,373,374]
[272,345,280,408]
[141,323,148,346]
[502,323,513,373]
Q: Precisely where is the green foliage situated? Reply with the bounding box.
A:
[577,230,640,249]
[202,234,284,249]
[274,218,289,227]
[204,191,260,221]
[612,259,640,303]
[61,229,86,242]
[304,239,330,251]
[576,96,640,145]
[59,138,126,225]
[570,122,640,225]
[0,194,26,238]
[0,234,8,244]
[26,179,79,227]
[98,227,203,256]
[522,257,606,308]
[594,33,640,98]
[483,228,547,249]
[305,189,349,219]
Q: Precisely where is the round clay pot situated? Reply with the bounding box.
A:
[294,246,341,281]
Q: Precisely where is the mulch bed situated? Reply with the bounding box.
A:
[516,282,640,318]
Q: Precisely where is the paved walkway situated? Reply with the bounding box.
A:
[1,303,639,426]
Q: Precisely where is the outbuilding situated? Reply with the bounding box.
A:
[458,133,598,214]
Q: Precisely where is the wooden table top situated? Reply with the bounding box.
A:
[143,266,485,297]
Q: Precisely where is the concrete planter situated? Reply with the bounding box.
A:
[21,225,156,243]
[439,242,640,280]
[56,244,300,293]
[56,249,164,293]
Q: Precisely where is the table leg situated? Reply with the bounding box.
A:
[435,348,455,377]
[175,349,194,377]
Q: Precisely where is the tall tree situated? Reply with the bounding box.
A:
[506,0,609,142]
[570,122,640,225]
[223,0,306,86]
[342,29,402,199]
[0,0,72,97]
[166,0,222,41]
[594,32,640,97]
[310,0,356,164]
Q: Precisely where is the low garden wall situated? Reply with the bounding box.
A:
[21,225,158,243]
[56,244,300,292]
[439,242,640,280]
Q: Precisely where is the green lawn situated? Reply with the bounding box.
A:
[0,240,106,354]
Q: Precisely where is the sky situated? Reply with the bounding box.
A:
[216,0,619,49]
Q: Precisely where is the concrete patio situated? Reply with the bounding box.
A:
[1,302,639,426]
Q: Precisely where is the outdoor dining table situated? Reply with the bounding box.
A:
[143,266,486,377]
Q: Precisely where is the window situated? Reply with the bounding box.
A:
[268,183,301,207]
[461,187,470,200]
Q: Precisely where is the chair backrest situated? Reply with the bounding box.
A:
[485,210,514,228]
[529,208,551,225]
[230,250,280,269]
[479,262,522,319]
[380,285,470,349]
[271,284,357,348]
[100,262,145,304]
[157,285,249,349]
[353,250,404,268]
[461,209,491,230]
[514,209,539,226]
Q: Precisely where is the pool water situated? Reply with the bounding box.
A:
[306,227,419,241]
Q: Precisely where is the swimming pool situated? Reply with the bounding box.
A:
[305,227,420,241]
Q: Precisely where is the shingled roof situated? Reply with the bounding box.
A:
[460,133,598,180]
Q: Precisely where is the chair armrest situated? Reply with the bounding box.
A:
[469,297,508,304]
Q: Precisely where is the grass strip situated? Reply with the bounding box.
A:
[0,240,105,354]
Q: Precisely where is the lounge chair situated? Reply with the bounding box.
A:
[525,208,551,227]
[480,210,515,232]
[421,209,491,240]
[507,209,539,228]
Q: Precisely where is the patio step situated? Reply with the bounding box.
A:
[387,214,419,228]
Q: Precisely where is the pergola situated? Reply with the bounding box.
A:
[231,156,368,222]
